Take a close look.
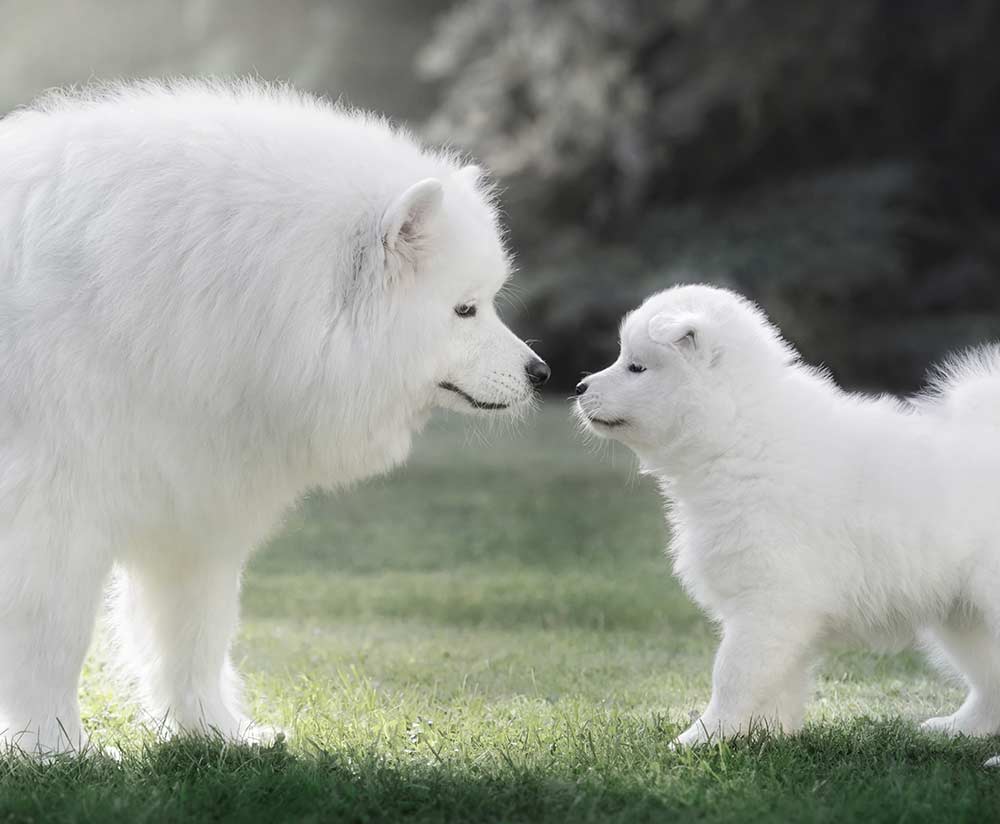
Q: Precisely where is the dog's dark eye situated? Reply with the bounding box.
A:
[627,363,646,374]
[455,303,477,318]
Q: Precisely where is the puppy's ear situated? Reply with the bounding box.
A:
[455,164,483,188]
[648,313,701,351]
[381,178,444,256]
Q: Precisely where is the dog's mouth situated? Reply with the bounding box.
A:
[588,415,628,428]
[438,381,510,411]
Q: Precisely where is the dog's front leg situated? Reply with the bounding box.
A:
[113,551,267,742]
[674,618,816,747]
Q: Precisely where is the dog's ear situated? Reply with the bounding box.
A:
[381,178,444,256]
[648,312,701,352]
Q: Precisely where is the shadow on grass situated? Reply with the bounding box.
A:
[1,720,997,824]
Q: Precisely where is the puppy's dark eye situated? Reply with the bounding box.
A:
[627,363,646,374]
[455,303,477,318]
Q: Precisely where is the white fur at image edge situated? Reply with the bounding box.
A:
[576,284,1000,769]
[0,80,545,754]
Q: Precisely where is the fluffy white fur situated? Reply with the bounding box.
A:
[576,284,1000,765]
[0,79,547,754]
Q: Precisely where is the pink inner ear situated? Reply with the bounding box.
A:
[397,219,419,246]
[676,329,696,347]
[382,178,444,253]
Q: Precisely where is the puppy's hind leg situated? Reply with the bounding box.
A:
[921,621,1000,738]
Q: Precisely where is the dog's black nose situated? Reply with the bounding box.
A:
[525,357,551,386]
[575,381,588,396]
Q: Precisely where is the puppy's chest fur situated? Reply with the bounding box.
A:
[664,501,774,619]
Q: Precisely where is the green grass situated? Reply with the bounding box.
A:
[5,403,998,822]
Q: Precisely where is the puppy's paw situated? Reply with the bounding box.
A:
[985,756,1000,768]
[920,709,999,738]
[670,714,785,749]
[239,723,288,747]
[921,714,961,736]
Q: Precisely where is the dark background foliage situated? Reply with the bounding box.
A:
[419,0,1000,390]
[3,0,999,390]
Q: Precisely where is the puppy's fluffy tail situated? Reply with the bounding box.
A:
[917,343,1000,428]
[921,348,1000,771]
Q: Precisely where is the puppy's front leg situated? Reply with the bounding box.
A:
[674,619,815,747]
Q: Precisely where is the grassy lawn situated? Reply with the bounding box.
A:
[4,402,998,822]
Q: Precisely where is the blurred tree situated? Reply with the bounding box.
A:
[0,0,451,120]
[420,0,1000,389]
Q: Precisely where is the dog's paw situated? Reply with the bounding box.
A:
[0,729,98,762]
[159,716,289,747]
[985,755,999,768]
[203,718,288,746]
[670,719,715,749]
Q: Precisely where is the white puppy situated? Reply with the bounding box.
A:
[0,80,548,755]
[576,284,1000,760]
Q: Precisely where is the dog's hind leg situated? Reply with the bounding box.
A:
[0,529,110,756]
[921,620,1000,738]
[772,662,815,733]
[112,551,266,742]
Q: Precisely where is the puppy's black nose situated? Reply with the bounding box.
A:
[526,357,551,386]
[575,381,588,396]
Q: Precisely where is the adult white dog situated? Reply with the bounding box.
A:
[0,80,549,754]
[575,284,1000,764]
